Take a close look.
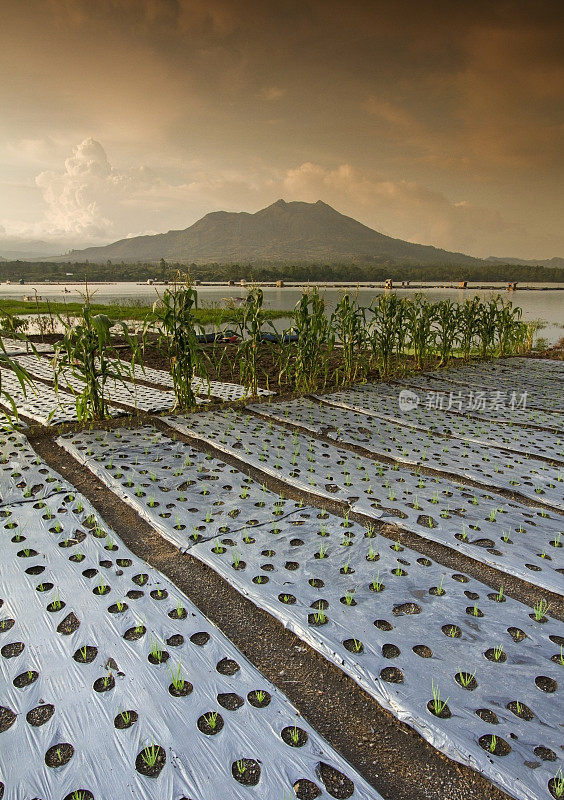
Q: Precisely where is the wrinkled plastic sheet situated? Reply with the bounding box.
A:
[57,426,308,551]
[248,398,564,506]
[117,359,274,400]
[162,410,564,594]
[0,367,125,426]
[398,375,564,432]
[430,360,564,410]
[311,387,564,462]
[14,355,177,413]
[191,513,564,800]
[0,431,68,508]
[1,338,54,355]
[0,432,380,800]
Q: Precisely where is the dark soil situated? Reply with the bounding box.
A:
[169,680,193,697]
[26,704,55,727]
[535,675,558,693]
[317,762,356,799]
[124,625,146,640]
[413,645,432,658]
[135,744,166,778]
[13,670,38,688]
[190,631,210,646]
[478,735,511,757]
[506,701,534,720]
[231,758,261,786]
[216,657,240,675]
[73,645,98,663]
[294,778,322,799]
[197,712,224,735]
[217,692,244,710]
[427,700,451,719]
[45,742,74,768]
[57,612,80,635]
[475,708,499,724]
[247,689,271,708]
[63,792,94,800]
[0,707,16,733]
[380,667,404,683]
[114,710,138,729]
[93,675,115,693]
[281,725,309,747]
[1,642,24,658]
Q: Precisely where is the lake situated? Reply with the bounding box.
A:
[1,280,562,344]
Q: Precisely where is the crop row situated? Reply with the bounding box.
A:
[249,397,564,505]
[154,411,564,593]
[0,431,376,799]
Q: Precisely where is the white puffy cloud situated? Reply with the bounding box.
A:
[281,162,517,255]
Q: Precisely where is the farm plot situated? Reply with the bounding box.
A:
[13,355,177,413]
[1,338,53,355]
[314,382,564,435]
[248,398,564,498]
[0,367,124,426]
[162,410,564,593]
[435,357,564,388]
[0,433,379,800]
[0,431,70,508]
[425,367,564,412]
[58,426,306,550]
[312,389,563,461]
[116,359,274,401]
[191,513,563,800]
[398,375,564,431]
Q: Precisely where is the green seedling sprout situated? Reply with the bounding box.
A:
[204,711,219,730]
[552,768,564,798]
[431,680,449,716]
[493,644,504,661]
[169,661,185,692]
[457,668,476,688]
[141,741,159,768]
[236,759,247,775]
[533,598,551,620]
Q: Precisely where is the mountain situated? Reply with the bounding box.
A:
[486,256,564,269]
[53,200,488,265]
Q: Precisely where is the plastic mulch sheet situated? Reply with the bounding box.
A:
[311,388,563,461]
[248,398,564,506]
[190,512,563,800]
[52,427,563,800]
[57,427,308,551]
[13,355,176,413]
[161,410,564,594]
[0,431,381,800]
[0,367,125,426]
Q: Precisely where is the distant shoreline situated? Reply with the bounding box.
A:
[2,280,563,291]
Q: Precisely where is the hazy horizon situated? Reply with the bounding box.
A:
[1,1,563,260]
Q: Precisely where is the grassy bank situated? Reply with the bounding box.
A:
[0,298,290,326]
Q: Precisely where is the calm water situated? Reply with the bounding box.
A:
[1,281,562,344]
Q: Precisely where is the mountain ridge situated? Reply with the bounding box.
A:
[47,200,556,266]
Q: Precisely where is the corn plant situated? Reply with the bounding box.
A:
[234,286,275,396]
[53,289,142,420]
[330,293,368,385]
[289,287,331,391]
[150,275,205,409]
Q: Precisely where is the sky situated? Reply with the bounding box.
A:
[1,0,563,259]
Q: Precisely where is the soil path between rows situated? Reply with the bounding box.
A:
[31,428,520,800]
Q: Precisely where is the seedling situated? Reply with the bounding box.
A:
[289,727,301,745]
[169,661,185,692]
[430,680,449,716]
[236,759,247,775]
[489,734,497,753]
[204,711,219,730]
[533,598,551,620]
[141,741,159,768]
[493,645,504,661]
[457,669,476,688]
